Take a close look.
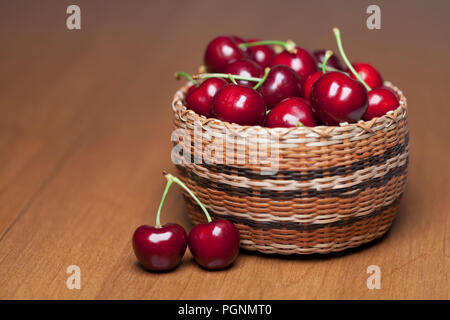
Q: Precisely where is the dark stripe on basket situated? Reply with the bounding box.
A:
[185,196,400,232]
[177,158,408,200]
[178,133,409,181]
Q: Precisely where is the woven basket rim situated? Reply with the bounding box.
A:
[172,81,407,136]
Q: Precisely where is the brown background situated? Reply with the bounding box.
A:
[0,0,449,299]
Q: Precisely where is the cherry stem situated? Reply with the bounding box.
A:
[296,121,305,127]
[155,178,174,228]
[239,40,297,54]
[253,67,270,90]
[175,72,199,87]
[228,74,238,85]
[317,63,343,73]
[192,73,262,83]
[332,28,372,91]
[321,50,334,74]
[165,173,212,223]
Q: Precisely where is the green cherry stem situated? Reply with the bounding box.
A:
[228,74,238,85]
[239,40,297,54]
[332,28,372,91]
[296,121,305,127]
[321,50,334,74]
[165,173,212,223]
[253,67,270,90]
[155,178,174,228]
[317,63,343,73]
[192,72,262,83]
[175,71,199,87]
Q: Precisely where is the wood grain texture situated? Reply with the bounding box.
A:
[0,0,449,299]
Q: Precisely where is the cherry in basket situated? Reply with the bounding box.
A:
[265,97,318,128]
[303,71,323,100]
[176,72,227,118]
[239,39,317,85]
[348,62,383,89]
[223,58,263,87]
[364,87,399,120]
[184,70,269,125]
[258,65,303,109]
[204,35,243,72]
[313,49,344,70]
[269,43,317,84]
[245,38,275,69]
[310,71,368,125]
[213,83,266,126]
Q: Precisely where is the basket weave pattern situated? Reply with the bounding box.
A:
[171,82,409,254]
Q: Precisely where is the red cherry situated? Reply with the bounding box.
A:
[259,65,303,109]
[265,97,318,128]
[313,49,344,70]
[349,62,383,89]
[204,36,242,72]
[269,47,317,84]
[380,85,399,98]
[228,35,251,58]
[185,78,227,117]
[132,224,188,271]
[213,84,266,125]
[229,35,245,46]
[364,88,399,120]
[186,84,197,96]
[303,71,323,100]
[188,219,240,270]
[223,58,263,87]
[310,72,368,125]
[246,38,275,68]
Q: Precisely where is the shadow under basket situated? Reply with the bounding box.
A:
[172,82,409,255]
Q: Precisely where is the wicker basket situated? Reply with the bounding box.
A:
[171,82,408,255]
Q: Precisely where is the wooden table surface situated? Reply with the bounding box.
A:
[0,0,449,299]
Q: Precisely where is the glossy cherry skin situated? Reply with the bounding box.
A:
[313,50,344,70]
[212,84,266,125]
[259,65,303,109]
[229,35,251,58]
[380,85,399,98]
[185,78,227,117]
[303,71,323,100]
[265,97,318,128]
[364,88,399,120]
[349,62,383,89]
[246,38,275,68]
[132,224,188,271]
[269,47,317,84]
[223,58,263,87]
[188,219,240,270]
[186,84,197,96]
[310,72,368,125]
[229,35,246,46]
[204,36,242,72]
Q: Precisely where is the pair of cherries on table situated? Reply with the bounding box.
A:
[179,28,399,127]
[133,173,240,271]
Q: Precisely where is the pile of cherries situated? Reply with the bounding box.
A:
[176,28,399,127]
[133,173,240,272]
